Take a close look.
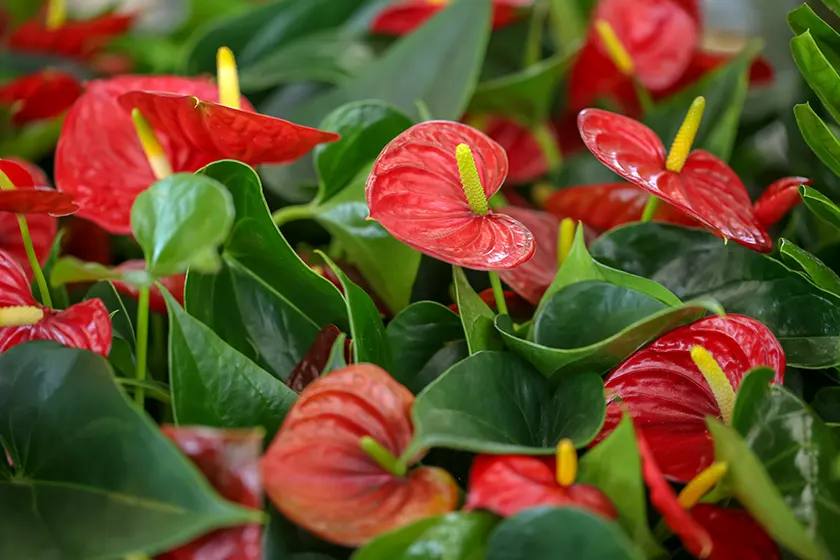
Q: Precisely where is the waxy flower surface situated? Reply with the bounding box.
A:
[366,121,535,270]
[9,11,132,61]
[594,314,785,482]
[0,71,82,126]
[261,364,458,547]
[0,249,111,356]
[371,0,531,35]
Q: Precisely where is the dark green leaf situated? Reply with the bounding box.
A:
[386,301,465,393]
[322,333,348,375]
[404,351,605,458]
[165,289,296,436]
[315,100,414,203]
[590,223,840,368]
[0,341,257,559]
[577,416,663,557]
[801,184,840,231]
[708,420,826,560]
[486,507,644,560]
[453,267,504,354]
[352,512,499,560]
[813,387,840,423]
[792,30,840,126]
[794,103,840,178]
[780,238,840,295]
[788,5,840,72]
[131,173,235,278]
[320,252,393,371]
[85,281,137,348]
[731,369,840,558]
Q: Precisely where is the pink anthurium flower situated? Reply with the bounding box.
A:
[366,121,535,270]
[637,431,780,559]
[593,314,784,482]
[371,0,532,35]
[117,48,339,168]
[0,70,82,126]
[261,364,459,547]
[464,440,617,519]
[579,97,777,252]
[0,249,111,356]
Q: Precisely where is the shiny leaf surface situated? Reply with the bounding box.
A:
[453,267,504,354]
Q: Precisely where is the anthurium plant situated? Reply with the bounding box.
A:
[1,0,840,558]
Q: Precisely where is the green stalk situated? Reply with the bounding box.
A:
[523,0,547,68]
[641,195,660,222]
[633,79,655,115]
[532,123,563,174]
[134,284,151,408]
[489,271,509,316]
[360,436,407,477]
[272,204,313,226]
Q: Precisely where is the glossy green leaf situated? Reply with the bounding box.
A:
[794,103,840,178]
[801,184,840,231]
[468,53,574,125]
[404,351,605,458]
[792,30,840,126]
[813,387,840,423]
[51,257,149,288]
[708,420,827,560]
[315,100,414,203]
[453,267,504,354]
[590,223,840,368]
[85,281,137,348]
[0,341,258,559]
[320,252,393,371]
[578,416,663,558]
[486,507,644,560]
[780,238,840,295]
[165,289,296,436]
[645,42,759,161]
[497,296,719,380]
[313,165,421,313]
[131,173,235,278]
[731,369,840,558]
[352,512,499,560]
[323,332,349,375]
[788,5,840,72]
[386,301,466,393]
[183,0,370,74]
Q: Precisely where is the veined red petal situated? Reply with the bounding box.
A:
[497,207,561,304]
[0,71,82,125]
[481,117,553,185]
[112,260,185,315]
[160,427,263,560]
[753,177,810,229]
[117,92,339,166]
[9,14,133,60]
[261,364,458,546]
[691,504,780,560]
[55,75,224,234]
[367,121,534,270]
[370,0,529,34]
[0,159,77,216]
[464,454,617,519]
[595,315,784,482]
[546,183,648,232]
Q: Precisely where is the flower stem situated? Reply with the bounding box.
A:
[16,215,52,308]
[489,271,508,316]
[272,204,314,226]
[633,79,655,115]
[641,195,660,223]
[134,284,151,408]
[360,435,407,477]
[523,0,547,67]
[532,123,563,174]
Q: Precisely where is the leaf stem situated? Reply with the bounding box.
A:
[360,436,407,477]
[523,0,547,68]
[532,123,563,174]
[641,196,659,222]
[134,284,151,408]
[17,215,52,308]
[272,204,313,226]
[633,79,655,115]
[489,271,508,316]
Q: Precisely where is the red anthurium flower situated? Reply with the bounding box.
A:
[55,75,234,234]
[579,98,777,252]
[116,48,338,167]
[476,117,557,185]
[569,0,698,110]
[594,314,784,482]
[111,260,185,315]
[160,426,262,560]
[656,49,775,100]
[637,431,779,559]
[465,440,617,519]
[0,158,78,216]
[371,0,531,35]
[366,121,535,270]
[9,12,132,61]
[0,70,82,126]
[261,363,459,546]
[545,177,809,234]
[0,249,111,356]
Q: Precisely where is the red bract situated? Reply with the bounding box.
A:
[160,426,262,560]
[0,158,78,216]
[287,324,349,393]
[579,108,774,251]
[0,250,111,356]
[371,0,531,34]
[112,260,185,315]
[55,75,229,234]
[261,364,458,546]
[480,117,555,185]
[366,121,535,270]
[595,315,784,482]
[464,454,617,519]
[753,177,809,229]
[9,13,133,60]
[638,433,779,559]
[116,91,339,166]
[656,50,775,100]
[569,0,698,110]
[0,70,82,125]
